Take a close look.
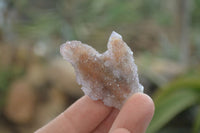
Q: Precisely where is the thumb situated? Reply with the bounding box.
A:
[109,93,155,133]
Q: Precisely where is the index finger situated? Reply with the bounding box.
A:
[35,95,112,133]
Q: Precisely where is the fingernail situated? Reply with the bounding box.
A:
[111,128,131,133]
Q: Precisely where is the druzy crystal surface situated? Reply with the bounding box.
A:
[60,31,143,109]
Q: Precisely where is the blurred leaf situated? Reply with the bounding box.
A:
[138,0,161,18]
[147,75,200,133]
[0,67,24,109]
[192,106,200,133]
[192,0,200,27]
[154,76,200,101]
[0,70,11,91]
[16,12,63,39]
[147,89,199,133]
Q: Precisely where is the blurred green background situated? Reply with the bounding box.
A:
[0,0,200,132]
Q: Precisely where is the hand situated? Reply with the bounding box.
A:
[35,93,154,133]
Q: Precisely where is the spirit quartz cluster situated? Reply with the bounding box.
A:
[60,31,143,109]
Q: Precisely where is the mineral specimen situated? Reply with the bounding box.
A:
[60,31,143,109]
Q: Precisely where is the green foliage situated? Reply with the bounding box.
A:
[147,74,200,133]
[192,106,200,133]
[9,0,171,41]
[192,0,200,28]
[16,12,63,39]
[0,67,24,109]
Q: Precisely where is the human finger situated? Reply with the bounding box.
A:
[111,128,131,133]
[109,93,154,133]
[35,95,112,133]
[92,109,119,133]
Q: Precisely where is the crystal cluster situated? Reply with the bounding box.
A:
[60,31,143,109]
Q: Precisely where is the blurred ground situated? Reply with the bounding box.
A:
[0,0,200,133]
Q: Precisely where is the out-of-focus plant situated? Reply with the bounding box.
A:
[0,67,24,109]
[192,0,200,28]
[147,69,200,133]
[5,0,168,40]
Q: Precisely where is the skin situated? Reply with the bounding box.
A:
[35,93,154,133]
